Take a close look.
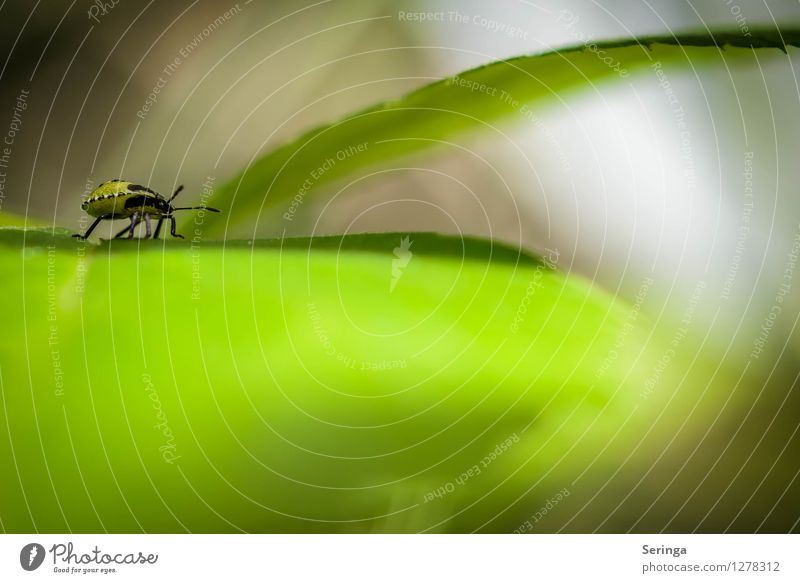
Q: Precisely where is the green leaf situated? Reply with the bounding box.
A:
[0,229,651,532]
[200,29,800,235]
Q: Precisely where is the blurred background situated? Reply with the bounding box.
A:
[1,0,799,531]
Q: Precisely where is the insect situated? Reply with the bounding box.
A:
[72,179,220,240]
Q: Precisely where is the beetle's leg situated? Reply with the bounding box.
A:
[169,216,184,239]
[127,212,139,239]
[116,214,146,238]
[153,217,164,239]
[144,213,152,238]
[114,222,134,238]
[72,215,106,240]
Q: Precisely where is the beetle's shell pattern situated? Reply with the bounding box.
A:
[81,180,169,218]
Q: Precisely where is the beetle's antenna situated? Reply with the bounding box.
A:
[173,206,220,212]
[167,185,184,203]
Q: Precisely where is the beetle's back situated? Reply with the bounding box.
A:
[81,180,169,218]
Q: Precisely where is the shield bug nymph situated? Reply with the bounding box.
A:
[72,179,220,240]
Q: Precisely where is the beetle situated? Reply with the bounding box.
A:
[72,179,220,240]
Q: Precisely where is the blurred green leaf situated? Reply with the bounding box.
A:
[0,228,651,532]
[200,29,800,235]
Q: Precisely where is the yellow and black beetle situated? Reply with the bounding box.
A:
[72,179,220,240]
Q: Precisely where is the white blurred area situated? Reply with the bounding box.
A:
[312,0,800,353]
[310,2,800,352]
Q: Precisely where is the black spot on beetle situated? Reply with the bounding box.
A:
[124,194,168,212]
[128,184,158,195]
[124,195,151,208]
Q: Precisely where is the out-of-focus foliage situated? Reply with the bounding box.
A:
[199,31,800,236]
